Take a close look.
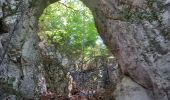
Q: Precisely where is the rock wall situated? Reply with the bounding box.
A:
[0,0,56,99]
[70,56,119,89]
[69,56,121,99]
[39,40,69,95]
[81,0,170,100]
[0,0,170,100]
[114,76,154,100]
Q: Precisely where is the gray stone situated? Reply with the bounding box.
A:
[0,0,170,100]
[114,77,154,100]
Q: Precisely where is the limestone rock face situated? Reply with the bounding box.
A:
[0,0,53,99]
[114,77,154,100]
[0,0,170,100]
[38,40,69,95]
[81,0,170,100]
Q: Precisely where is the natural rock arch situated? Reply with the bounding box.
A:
[0,0,170,100]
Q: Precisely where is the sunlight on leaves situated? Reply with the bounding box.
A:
[38,0,109,61]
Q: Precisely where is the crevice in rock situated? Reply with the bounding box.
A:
[0,18,9,34]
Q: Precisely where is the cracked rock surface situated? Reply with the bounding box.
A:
[0,0,170,100]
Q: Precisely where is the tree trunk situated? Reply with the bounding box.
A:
[0,0,170,100]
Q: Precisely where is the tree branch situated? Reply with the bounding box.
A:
[58,2,79,12]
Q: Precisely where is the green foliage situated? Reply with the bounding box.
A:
[39,0,109,61]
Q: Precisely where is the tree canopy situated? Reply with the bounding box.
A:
[38,0,109,62]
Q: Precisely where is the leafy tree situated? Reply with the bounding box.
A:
[39,0,109,63]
